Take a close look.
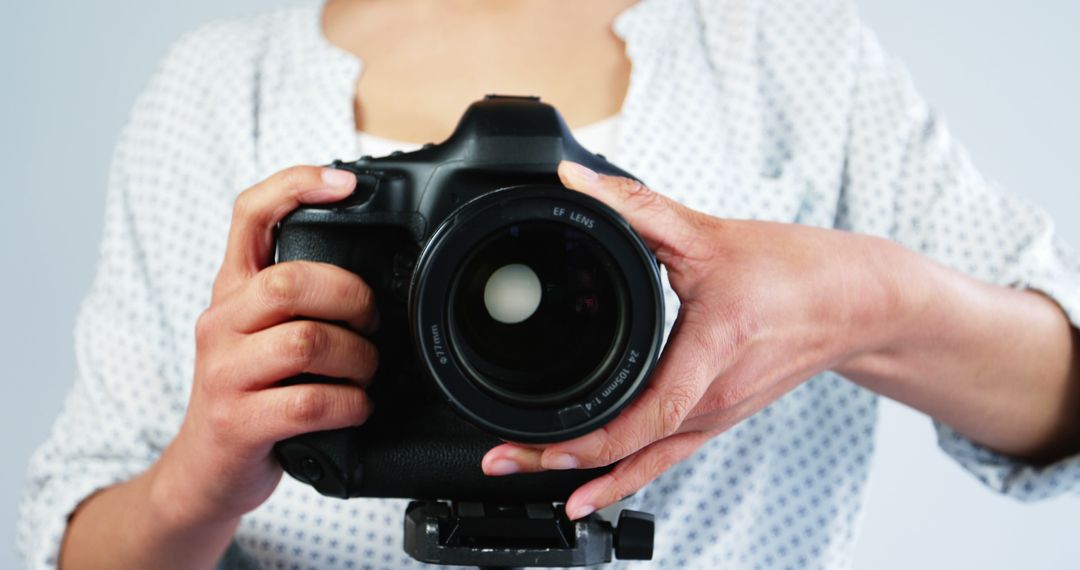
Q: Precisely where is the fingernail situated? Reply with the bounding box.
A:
[568,504,596,520]
[542,453,579,470]
[301,187,350,201]
[303,169,356,201]
[563,161,599,183]
[485,459,521,476]
[321,167,357,188]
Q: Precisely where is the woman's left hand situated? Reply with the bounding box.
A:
[481,160,917,519]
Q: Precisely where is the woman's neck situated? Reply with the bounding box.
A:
[322,0,637,143]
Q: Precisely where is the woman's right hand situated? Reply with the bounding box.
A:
[150,165,379,528]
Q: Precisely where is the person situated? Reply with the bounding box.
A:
[17,0,1080,568]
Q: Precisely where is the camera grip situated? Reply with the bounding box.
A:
[275,404,610,501]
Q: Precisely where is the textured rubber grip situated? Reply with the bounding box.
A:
[275,404,609,501]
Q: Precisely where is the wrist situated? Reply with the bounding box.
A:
[831,235,936,378]
[145,447,240,563]
[146,435,242,533]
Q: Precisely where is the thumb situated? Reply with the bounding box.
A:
[558,160,705,269]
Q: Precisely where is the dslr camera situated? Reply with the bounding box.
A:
[273,96,663,566]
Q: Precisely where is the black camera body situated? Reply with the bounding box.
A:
[273,96,664,503]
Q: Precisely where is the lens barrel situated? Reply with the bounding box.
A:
[411,186,663,443]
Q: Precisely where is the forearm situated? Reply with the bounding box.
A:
[60,458,238,570]
[838,241,1080,463]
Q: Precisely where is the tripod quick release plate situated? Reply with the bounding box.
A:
[403,500,654,567]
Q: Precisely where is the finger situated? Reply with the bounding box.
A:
[215,165,357,296]
[557,161,708,269]
[229,320,378,390]
[563,431,712,520]
[247,383,373,444]
[487,314,721,472]
[538,314,716,468]
[218,261,378,334]
[481,443,545,476]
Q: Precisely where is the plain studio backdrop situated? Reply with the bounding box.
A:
[2,1,1077,568]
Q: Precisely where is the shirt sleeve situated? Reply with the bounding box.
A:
[839,21,1080,500]
[16,123,175,568]
[15,25,236,567]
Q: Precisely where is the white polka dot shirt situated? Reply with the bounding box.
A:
[17,1,1080,568]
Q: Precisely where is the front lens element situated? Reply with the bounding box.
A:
[448,221,629,406]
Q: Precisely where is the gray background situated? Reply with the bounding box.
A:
[1,1,1077,568]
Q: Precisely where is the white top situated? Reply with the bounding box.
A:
[17,1,1080,569]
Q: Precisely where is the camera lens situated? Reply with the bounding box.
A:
[448,221,630,406]
[411,186,663,442]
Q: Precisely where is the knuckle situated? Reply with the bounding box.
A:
[207,403,236,437]
[615,177,650,198]
[231,189,257,221]
[277,165,313,193]
[616,179,662,211]
[285,321,324,369]
[259,264,303,308]
[194,309,219,347]
[284,385,329,424]
[658,386,695,435]
[705,381,751,413]
[596,427,634,465]
[199,358,230,387]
